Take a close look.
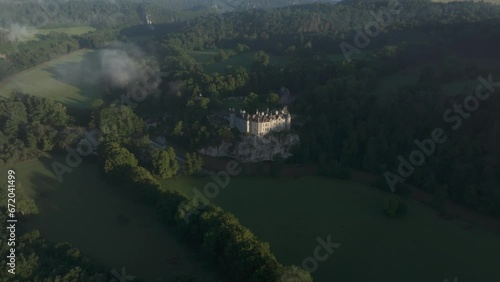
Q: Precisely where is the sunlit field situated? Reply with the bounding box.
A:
[0,49,102,109]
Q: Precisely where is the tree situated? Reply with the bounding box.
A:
[244,92,259,111]
[151,147,179,179]
[96,104,144,141]
[182,152,203,176]
[254,50,270,67]
[266,92,280,108]
[127,166,160,189]
[236,43,250,53]
[12,93,69,127]
[91,99,104,109]
[0,183,38,216]
[172,121,184,137]
[217,49,229,61]
[200,97,210,109]
[102,142,138,174]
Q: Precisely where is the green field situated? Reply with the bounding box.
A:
[19,26,96,42]
[0,157,218,281]
[162,176,500,282]
[0,49,102,108]
[188,49,221,64]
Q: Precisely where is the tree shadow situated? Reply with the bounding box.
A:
[41,50,104,109]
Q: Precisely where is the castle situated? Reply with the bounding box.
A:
[229,107,291,136]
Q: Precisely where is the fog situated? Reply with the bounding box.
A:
[0,23,36,42]
[46,40,160,92]
[98,42,149,88]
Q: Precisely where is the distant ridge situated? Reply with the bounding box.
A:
[339,0,499,4]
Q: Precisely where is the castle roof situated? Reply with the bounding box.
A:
[232,107,290,122]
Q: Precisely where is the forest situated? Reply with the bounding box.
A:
[2,0,500,281]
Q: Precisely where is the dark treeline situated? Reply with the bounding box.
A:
[0,0,179,29]
[0,0,327,31]
[158,1,500,52]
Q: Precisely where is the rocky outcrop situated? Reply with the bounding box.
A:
[198,133,300,163]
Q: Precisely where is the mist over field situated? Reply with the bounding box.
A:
[99,42,150,87]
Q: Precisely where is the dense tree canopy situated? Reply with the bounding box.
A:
[0,93,71,165]
[182,152,204,176]
[93,104,145,141]
[2,0,500,281]
[151,147,179,179]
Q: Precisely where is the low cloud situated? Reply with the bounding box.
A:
[0,23,37,42]
[98,42,150,88]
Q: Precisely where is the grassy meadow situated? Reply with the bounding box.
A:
[18,26,96,42]
[188,49,221,64]
[0,49,103,109]
[162,176,500,282]
[0,156,219,281]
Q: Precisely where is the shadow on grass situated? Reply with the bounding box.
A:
[42,50,104,110]
[24,154,221,281]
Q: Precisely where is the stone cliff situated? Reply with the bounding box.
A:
[198,133,300,163]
